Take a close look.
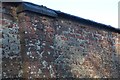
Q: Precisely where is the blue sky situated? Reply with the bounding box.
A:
[23,0,119,28]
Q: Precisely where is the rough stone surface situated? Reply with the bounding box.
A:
[1,3,120,79]
[2,4,22,79]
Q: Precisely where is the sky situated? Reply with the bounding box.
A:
[23,0,119,28]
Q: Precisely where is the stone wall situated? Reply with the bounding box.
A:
[0,2,2,79]
[1,2,120,79]
[2,3,22,79]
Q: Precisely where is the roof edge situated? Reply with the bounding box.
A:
[17,2,58,17]
[54,10,120,34]
[5,2,120,34]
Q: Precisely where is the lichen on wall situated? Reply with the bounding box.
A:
[18,12,56,79]
[1,2,120,79]
[18,11,120,78]
[54,19,120,78]
[0,2,2,79]
[2,5,22,78]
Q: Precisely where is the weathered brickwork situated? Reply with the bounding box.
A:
[18,12,56,79]
[0,2,2,79]
[54,18,120,78]
[17,12,120,78]
[1,2,120,79]
[2,4,22,78]
[116,34,120,54]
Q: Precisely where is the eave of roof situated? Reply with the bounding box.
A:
[17,2,58,17]
[4,2,120,34]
